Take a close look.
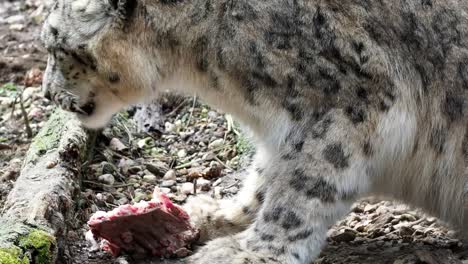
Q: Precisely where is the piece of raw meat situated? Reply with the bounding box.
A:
[86,188,199,258]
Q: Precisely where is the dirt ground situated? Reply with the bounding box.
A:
[2,1,468,264]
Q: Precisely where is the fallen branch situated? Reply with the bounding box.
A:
[0,109,96,264]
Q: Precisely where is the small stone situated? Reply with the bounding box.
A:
[181,182,194,195]
[117,158,136,174]
[400,213,417,222]
[179,130,194,140]
[98,174,115,185]
[104,194,115,203]
[159,187,171,194]
[202,152,215,161]
[91,204,99,213]
[6,15,25,24]
[109,138,128,152]
[134,192,147,202]
[208,138,224,149]
[331,229,357,243]
[143,174,157,183]
[399,226,415,237]
[161,180,176,188]
[174,120,183,129]
[145,161,168,176]
[165,122,176,132]
[28,107,44,119]
[187,167,203,179]
[203,165,222,178]
[196,178,211,191]
[163,170,177,180]
[127,176,139,184]
[208,111,218,118]
[173,194,187,203]
[95,193,104,201]
[46,160,57,169]
[9,23,25,31]
[364,203,378,213]
[177,149,187,158]
[137,138,152,148]
[117,197,129,205]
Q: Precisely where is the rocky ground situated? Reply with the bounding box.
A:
[2,1,468,264]
[0,0,50,209]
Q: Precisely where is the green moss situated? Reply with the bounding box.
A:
[0,83,18,97]
[24,109,68,163]
[19,230,55,264]
[0,248,28,264]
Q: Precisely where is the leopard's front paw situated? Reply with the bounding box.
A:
[188,236,281,264]
[48,90,95,115]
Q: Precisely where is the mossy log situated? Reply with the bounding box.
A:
[0,109,95,264]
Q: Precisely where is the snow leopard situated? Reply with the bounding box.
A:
[41,0,468,263]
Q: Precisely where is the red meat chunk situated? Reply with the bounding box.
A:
[86,188,199,258]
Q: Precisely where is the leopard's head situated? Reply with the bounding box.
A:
[41,0,161,128]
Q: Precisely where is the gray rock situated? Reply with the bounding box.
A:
[142,174,157,183]
[163,170,177,180]
[161,180,176,188]
[181,182,194,195]
[98,174,115,185]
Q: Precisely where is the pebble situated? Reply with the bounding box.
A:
[46,160,57,169]
[6,14,25,24]
[163,170,177,180]
[9,23,24,31]
[181,182,194,195]
[98,174,115,185]
[331,229,357,243]
[117,197,129,205]
[202,152,216,161]
[207,111,218,119]
[160,187,171,194]
[133,192,147,202]
[137,138,151,148]
[187,167,203,179]
[161,180,176,187]
[28,107,43,119]
[142,174,157,183]
[165,122,176,132]
[173,194,187,203]
[203,165,222,178]
[109,138,128,152]
[177,149,187,158]
[196,178,211,191]
[145,161,168,176]
[208,138,224,149]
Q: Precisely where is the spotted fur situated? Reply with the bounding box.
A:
[41,0,468,263]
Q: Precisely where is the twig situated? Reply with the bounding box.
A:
[0,143,12,150]
[174,158,203,169]
[185,95,197,128]
[166,98,189,117]
[193,178,197,195]
[214,156,234,171]
[82,180,134,188]
[18,87,33,138]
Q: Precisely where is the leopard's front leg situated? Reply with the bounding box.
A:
[189,115,371,263]
[183,147,270,242]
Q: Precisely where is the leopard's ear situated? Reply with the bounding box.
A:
[109,0,137,19]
